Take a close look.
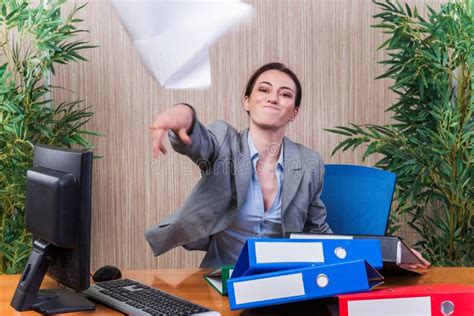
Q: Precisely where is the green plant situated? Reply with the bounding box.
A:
[0,0,100,274]
[326,0,473,266]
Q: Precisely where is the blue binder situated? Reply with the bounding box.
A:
[288,232,423,276]
[232,238,382,278]
[227,260,384,310]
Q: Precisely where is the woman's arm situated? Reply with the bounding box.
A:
[149,103,195,156]
[149,104,218,165]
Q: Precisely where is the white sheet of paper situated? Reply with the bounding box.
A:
[111,0,254,89]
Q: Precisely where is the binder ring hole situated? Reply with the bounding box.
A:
[334,247,347,259]
[440,301,454,315]
[316,274,329,288]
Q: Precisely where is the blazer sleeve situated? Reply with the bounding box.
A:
[168,114,227,170]
[303,161,333,233]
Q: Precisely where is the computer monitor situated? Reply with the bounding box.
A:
[11,144,95,314]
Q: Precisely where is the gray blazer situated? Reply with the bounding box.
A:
[145,119,331,256]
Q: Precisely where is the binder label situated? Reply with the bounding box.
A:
[255,242,324,263]
[347,297,431,316]
[233,273,305,304]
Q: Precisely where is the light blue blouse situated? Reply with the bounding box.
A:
[200,133,284,267]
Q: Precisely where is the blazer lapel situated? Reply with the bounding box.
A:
[234,128,252,211]
[281,137,303,216]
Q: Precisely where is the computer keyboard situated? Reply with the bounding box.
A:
[83,278,219,315]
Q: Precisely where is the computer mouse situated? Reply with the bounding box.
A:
[92,265,122,282]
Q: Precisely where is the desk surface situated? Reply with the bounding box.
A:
[1,267,473,315]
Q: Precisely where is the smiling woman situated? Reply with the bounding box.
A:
[244,69,299,132]
[146,63,332,268]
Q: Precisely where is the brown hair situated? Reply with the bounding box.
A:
[244,62,302,108]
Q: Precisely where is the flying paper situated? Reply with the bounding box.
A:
[111,0,254,89]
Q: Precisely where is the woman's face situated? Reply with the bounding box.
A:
[243,69,299,131]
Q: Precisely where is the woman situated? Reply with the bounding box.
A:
[147,62,429,269]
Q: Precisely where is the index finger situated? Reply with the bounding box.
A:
[151,128,167,157]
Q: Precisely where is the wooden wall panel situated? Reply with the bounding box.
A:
[52,0,443,270]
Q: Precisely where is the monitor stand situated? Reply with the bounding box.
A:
[32,289,95,314]
[10,239,95,313]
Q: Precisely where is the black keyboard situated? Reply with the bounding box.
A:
[83,278,219,315]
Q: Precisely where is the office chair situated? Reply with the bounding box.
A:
[321,164,397,236]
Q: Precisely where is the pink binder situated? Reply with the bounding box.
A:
[338,284,474,316]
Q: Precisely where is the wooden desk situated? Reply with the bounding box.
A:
[1,268,473,315]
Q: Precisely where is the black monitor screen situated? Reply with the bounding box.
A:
[11,144,94,313]
[29,145,92,291]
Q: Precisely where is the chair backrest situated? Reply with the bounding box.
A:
[321,164,397,236]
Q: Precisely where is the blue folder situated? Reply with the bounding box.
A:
[288,232,423,276]
[227,260,384,310]
[232,238,383,278]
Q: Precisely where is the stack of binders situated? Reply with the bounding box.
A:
[227,238,384,310]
